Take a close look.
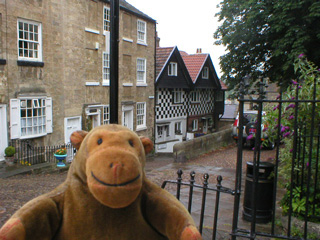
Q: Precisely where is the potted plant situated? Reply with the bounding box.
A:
[54,147,67,167]
[4,146,16,166]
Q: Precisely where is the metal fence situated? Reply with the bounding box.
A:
[162,79,320,239]
[8,140,76,165]
[161,169,235,240]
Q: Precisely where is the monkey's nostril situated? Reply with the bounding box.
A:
[109,163,113,168]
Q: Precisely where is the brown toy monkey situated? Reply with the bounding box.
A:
[0,125,202,240]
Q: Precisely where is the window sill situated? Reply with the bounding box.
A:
[123,83,133,87]
[137,42,147,46]
[102,81,110,86]
[123,38,133,43]
[20,133,47,140]
[17,60,44,67]
[136,126,147,132]
[137,83,148,87]
[86,82,100,86]
[85,27,100,35]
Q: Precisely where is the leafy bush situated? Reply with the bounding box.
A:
[4,146,16,157]
[264,55,320,219]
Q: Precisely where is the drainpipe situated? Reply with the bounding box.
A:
[109,0,119,124]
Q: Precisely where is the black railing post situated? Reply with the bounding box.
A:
[188,171,195,213]
[176,169,183,200]
[199,173,209,234]
[212,175,222,240]
[109,0,119,124]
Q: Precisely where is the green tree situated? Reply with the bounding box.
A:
[214,0,320,92]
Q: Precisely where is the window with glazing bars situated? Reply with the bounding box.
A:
[18,19,41,60]
[103,7,110,32]
[136,102,146,128]
[137,58,146,83]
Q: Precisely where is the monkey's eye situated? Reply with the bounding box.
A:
[129,140,134,147]
[97,138,103,145]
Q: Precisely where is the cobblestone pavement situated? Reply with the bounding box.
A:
[0,144,277,239]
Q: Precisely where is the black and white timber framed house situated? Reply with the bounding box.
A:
[155,46,226,153]
[181,49,226,138]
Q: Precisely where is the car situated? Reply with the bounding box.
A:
[232,110,275,149]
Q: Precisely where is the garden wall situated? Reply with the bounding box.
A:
[173,127,233,162]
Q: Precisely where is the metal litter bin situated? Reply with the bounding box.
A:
[243,161,274,223]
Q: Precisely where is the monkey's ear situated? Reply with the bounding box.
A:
[70,131,88,150]
[140,136,153,154]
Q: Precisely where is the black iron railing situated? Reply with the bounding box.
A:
[161,169,235,240]
[8,140,76,165]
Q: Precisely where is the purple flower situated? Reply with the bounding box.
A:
[291,97,295,100]
[290,149,293,153]
[273,105,279,111]
[306,162,310,168]
[285,126,290,130]
[291,80,298,85]
[298,53,305,58]
[283,132,291,138]
[298,86,302,89]
[288,115,294,120]
[246,134,254,140]
[276,95,281,100]
[285,104,295,110]
[263,127,268,132]
[281,126,286,133]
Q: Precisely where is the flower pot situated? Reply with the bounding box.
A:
[5,156,15,166]
[54,154,67,167]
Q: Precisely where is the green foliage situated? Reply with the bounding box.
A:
[264,56,320,220]
[4,146,16,157]
[215,0,320,92]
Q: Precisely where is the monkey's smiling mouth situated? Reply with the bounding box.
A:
[91,172,140,187]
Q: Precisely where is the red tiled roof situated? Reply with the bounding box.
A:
[220,80,228,90]
[156,47,175,79]
[181,53,208,83]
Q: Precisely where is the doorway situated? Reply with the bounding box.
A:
[122,105,133,130]
[0,105,8,161]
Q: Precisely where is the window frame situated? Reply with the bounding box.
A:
[136,102,146,130]
[168,62,177,76]
[137,20,146,44]
[10,97,52,139]
[103,6,111,33]
[173,89,183,104]
[103,105,110,125]
[17,19,42,62]
[202,67,209,79]
[136,58,146,84]
[103,52,110,85]
[192,119,198,131]
[175,122,182,134]
[190,91,200,103]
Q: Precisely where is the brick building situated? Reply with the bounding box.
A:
[0,0,156,160]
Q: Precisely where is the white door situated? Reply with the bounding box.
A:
[0,105,8,161]
[64,116,82,163]
[122,105,133,130]
[64,116,82,143]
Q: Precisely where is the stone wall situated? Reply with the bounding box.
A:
[173,127,233,162]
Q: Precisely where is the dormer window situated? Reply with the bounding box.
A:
[168,62,177,76]
[202,67,209,79]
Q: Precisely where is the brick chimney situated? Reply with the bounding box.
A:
[196,48,202,53]
[156,32,160,47]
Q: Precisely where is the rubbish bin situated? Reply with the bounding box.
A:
[243,161,274,223]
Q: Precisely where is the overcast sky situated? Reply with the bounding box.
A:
[126,0,226,77]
